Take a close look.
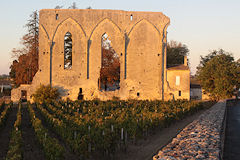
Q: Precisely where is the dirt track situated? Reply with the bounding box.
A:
[113,109,208,160]
[0,105,17,160]
[21,106,45,160]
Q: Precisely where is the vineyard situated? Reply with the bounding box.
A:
[0,100,215,160]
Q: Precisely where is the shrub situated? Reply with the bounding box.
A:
[32,84,59,104]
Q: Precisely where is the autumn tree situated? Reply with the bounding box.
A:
[100,34,120,91]
[167,40,189,67]
[196,49,240,100]
[68,2,78,9]
[9,11,39,87]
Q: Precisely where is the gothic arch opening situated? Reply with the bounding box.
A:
[64,32,72,69]
[88,18,124,90]
[99,33,120,91]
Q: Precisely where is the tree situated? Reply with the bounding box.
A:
[100,48,120,90]
[55,5,63,9]
[55,3,92,10]
[68,2,77,9]
[9,11,39,87]
[167,40,189,67]
[100,34,120,91]
[196,49,240,100]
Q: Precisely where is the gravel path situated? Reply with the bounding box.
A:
[153,100,226,160]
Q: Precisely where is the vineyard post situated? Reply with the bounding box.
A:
[124,130,127,144]
[176,105,178,119]
[44,133,47,141]
[88,125,91,153]
[111,125,114,132]
[88,126,91,134]
[74,131,77,140]
[121,128,124,140]
[88,143,91,153]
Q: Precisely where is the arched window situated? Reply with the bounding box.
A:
[64,32,72,69]
[99,33,120,91]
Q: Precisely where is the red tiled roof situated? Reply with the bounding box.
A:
[167,64,189,70]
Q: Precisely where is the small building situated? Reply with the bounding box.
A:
[190,83,202,100]
[165,56,190,100]
[190,77,211,100]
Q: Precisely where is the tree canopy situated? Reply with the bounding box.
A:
[196,49,240,100]
[100,33,120,91]
[9,11,39,87]
[167,40,189,67]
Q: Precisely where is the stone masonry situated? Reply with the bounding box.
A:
[11,9,190,102]
[153,100,226,160]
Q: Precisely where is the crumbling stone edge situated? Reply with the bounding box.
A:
[153,100,227,160]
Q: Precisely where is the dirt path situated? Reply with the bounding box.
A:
[33,105,79,160]
[113,108,209,160]
[21,105,45,160]
[0,105,17,160]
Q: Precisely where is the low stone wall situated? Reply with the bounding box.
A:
[153,100,226,160]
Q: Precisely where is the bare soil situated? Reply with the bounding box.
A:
[0,105,17,160]
[21,105,45,160]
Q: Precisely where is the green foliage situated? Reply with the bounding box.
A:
[196,49,240,100]
[6,103,22,160]
[32,84,59,104]
[34,99,215,158]
[27,103,64,160]
[0,103,11,130]
[167,40,189,67]
[0,101,5,113]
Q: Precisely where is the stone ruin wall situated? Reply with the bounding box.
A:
[11,9,171,102]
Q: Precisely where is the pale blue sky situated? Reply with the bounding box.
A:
[0,0,240,75]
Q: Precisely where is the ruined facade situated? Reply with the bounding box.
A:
[11,9,190,102]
